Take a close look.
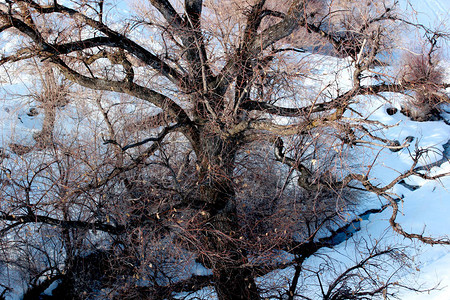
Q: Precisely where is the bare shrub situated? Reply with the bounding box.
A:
[400,51,449,120]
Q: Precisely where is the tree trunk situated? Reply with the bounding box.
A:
[207,211,261,300]
[206,206,261,300]
[214,264,260,300]
[197,131,261,299]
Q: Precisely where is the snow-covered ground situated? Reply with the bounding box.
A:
[334,1,450,298]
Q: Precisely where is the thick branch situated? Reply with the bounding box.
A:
[215,0,305,95]
[3,1,184,84]
[149,0,184,29]
[50,56,190,124]
[0,213,124,235]
[384,194,450,245]
[247,0,304,53]
[241,100,337,117]
[185,0,203,28]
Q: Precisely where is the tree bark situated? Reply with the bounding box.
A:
[196,131,261,299]
[214,265,260,300]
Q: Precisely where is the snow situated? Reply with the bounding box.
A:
[404,0,450,29]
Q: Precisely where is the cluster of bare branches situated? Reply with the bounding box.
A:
[0,0,449,299]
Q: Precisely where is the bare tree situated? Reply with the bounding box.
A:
[0,0,449,299]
